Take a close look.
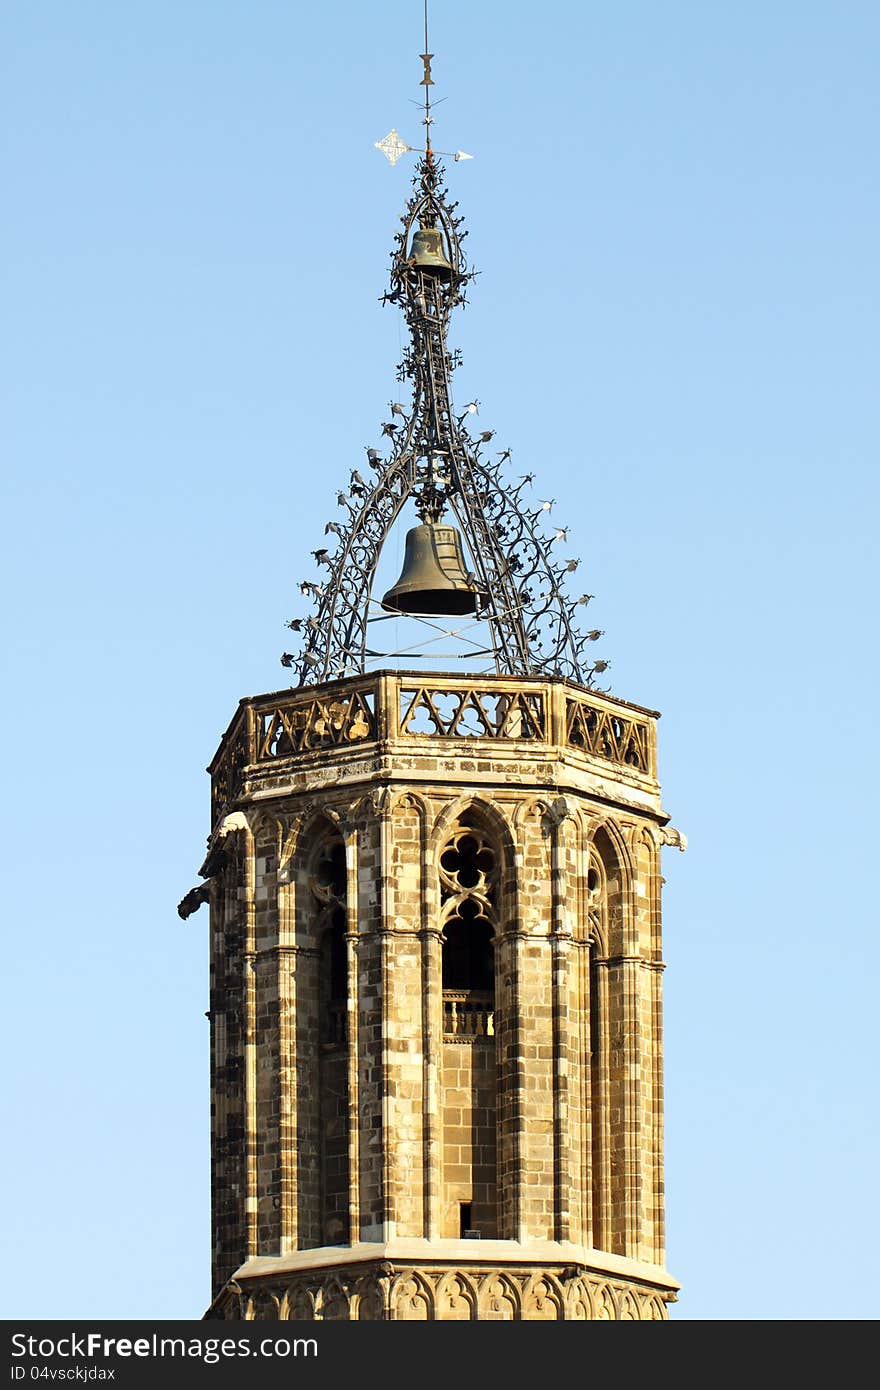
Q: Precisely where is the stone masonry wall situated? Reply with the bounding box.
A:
[205,677,674,1313]
[440,1038,498,1238]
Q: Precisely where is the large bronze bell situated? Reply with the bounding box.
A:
[382,522,478,615]
[409,226,453,279]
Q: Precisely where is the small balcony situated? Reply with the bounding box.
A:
[443,990,494,1041]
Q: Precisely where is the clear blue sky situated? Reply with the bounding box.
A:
[2,1,877,1321]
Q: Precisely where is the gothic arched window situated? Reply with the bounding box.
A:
[585,825,625,1255]
[440,820,498,1036]
[310,836,348,1044]
[438,814,501,1239]
[306,827,350,1245]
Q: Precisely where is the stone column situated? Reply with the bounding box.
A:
[240,818,258,1258]
[336,824,358,1255]
[496,923,524,1241]
[618,953,642,1255]
[571,928,592,1245]
[647,958,666,1264]
[354,795,386,1240]
[548,797,574,1243]
[591,956,612,1251]
[421,924,443,1239]
[276,817,300,1255]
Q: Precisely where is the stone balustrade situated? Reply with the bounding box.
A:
[209,670,658,824]
[443,990,495,1040]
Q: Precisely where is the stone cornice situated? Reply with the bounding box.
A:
[228,1238,679,1294]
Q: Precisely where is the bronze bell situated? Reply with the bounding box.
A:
[409,226,453,279]
[382,522,478,616]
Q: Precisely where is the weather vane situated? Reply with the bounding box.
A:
[374,3,473,166]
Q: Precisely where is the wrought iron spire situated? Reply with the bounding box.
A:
[284,47,605,688]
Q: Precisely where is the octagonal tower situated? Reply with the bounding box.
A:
[182,48,683,1321]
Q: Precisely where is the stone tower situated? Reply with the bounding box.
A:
[182,53,683,1322]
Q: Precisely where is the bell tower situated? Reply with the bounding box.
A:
[182,44,683,1322]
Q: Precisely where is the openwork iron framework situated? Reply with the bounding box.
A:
[286,151,604,688]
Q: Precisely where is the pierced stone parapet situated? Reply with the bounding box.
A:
[258,688,376,760]
[208,671,659,826]
[401,685,546,740]
[566,693,651,773]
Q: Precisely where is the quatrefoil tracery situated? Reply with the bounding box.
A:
[439,826,498,920]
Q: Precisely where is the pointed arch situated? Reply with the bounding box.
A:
[587,818,641,1257]
[522,1273,564,1321]
[435,1270,478,1321]
[431,795,518,939]
[391,788,431,821]
[647,1293,668,1321]
[439,819,498,994]
[390,789,430,930]
[391,1270,434,1321]
[282,807,345,897]
[250,809,283,843]
[588,819,634,957]
[583,819,634,1254]
[287,812,346,938]
[618,1289,640,1320]
[285,1284,315,1321]
[434,797,505,1242]
[588,814,635,871]
[478,1271,520,1321]
[594,1283,618,1320]
[288,812,351,1249]
[248,1288,277,1321]
[584,845,609,956]
[354,1275,386,1321]
[430,794,516,870]
[635,825,661,959]
[511,795,552,831]
[321,1277,351,1321]
[566,1276,595,1321]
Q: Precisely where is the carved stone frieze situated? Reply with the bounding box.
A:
[210,1263,673,1321]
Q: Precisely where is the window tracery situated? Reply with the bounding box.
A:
[440,820,498,1034]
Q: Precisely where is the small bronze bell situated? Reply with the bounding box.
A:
[382,522,477,615]
[409,226,453,279]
